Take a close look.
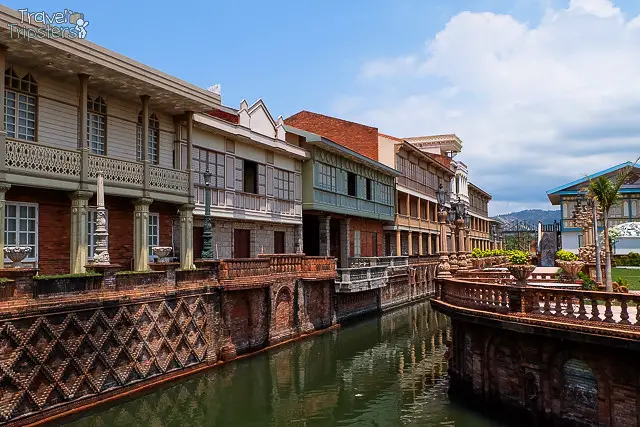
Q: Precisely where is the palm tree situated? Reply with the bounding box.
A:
[587,160,639,291]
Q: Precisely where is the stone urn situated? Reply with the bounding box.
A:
[556,260,585,281]
[4,246,31,268]
[507,265,536,287]
[152,246,173,263]
[471,258,483,269]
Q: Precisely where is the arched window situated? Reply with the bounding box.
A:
[87,96,107,155]
[137,112,159,164]
[4,67,37,141]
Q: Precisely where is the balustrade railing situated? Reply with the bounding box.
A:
[218,258,271,280]
[149,165,189,193]
[88,154,144,186]
[439,279,640,329]
[6,139,81,179]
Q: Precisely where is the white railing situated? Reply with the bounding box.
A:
[6,139,81,178]
[88,155,143,186]
[149,165,189,193]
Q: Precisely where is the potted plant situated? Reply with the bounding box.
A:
[507,250,535,287]
[555,250,585,282]
[470,248,484,269]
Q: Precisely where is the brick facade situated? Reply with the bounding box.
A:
[285,111,380,161]
[4,187,176,274]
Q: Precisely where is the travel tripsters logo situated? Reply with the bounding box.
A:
[9,9,89,40]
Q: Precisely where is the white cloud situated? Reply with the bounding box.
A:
[335,0,640,215]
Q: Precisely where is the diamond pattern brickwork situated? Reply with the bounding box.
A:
[0,295,210,423]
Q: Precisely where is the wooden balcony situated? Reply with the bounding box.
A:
[195,185,302,223]
[395,214,439,232]
[335,256,410,293]
[5,139,189,202]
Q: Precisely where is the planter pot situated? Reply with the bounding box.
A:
[556,260,585,281]
[4,246,31,268]
[507,265,536,287]
[471,258,483,269]
[152,246,173,263]
[33,275,101,298]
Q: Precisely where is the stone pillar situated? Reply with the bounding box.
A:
[140,95,150,195]
[437,210,451,278]
[418,232,423,255]
[0,46,6,182]
[319,215,330,257]
[395,230,401,256]
[408,232,413,256]
[417,198,421,219]
[133,198,153,271]
[406,194,410,217]
[69,190,93,274]
[339,218,350,267]
[179,204,195,270]
[427,233,432,255]
[295,224,303,254]
[186,111,194,203]
[0,183,10,268]
[78,74,90,189]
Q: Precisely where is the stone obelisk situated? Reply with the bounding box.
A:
[93,171,111,264]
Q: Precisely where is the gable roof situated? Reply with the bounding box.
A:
[546,162,637,205]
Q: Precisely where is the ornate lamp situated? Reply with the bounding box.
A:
[436,182,452,278]
[201,170,214,260]
[436,183,447,211]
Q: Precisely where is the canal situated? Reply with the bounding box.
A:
[60,301,505,427]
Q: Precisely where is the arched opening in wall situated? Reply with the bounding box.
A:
[561,359,598,426]
[275,287,294,334]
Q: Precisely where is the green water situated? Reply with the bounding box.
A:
[61,301,505,427]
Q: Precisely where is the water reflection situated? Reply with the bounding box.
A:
[61,302,503,427]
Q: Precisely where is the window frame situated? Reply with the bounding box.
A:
[136,112,160,164]
[87,96,107,155]
[4,201,38,262]
[4,67,37,142]
[148,213,159,257]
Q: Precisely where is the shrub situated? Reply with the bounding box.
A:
[509,250,530,265]
[577,271,597,291]
[471,248,483,258]
[615,252,640,267]
[556,250,578,262]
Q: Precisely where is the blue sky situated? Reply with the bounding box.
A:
[6,0,640,215]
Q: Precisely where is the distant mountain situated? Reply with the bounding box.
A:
[494,209,561,225]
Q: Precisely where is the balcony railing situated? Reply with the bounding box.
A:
[5,139,189,199]
[149,165,189,193]
[195,186,301,218]
[395,214,439,231]
[396,175,437,198]
[88,154,144,187]
[6,139,81,179]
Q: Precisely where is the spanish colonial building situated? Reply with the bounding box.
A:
[190,100,305,258]
[547,162,640,254]
[0,6,221,274]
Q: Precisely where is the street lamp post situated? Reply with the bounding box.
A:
[436,184,451,278]
[455,199,468,269]
[201,170,214,260]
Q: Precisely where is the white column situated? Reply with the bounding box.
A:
[133,198,153,271]
[0,46,7,181]
[69,190,93,273]
[179,204,195,270]
[141,95,150,195]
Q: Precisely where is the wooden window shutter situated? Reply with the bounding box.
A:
[225,155,235,190]
[266,166,274,196]
[234,158,244,192]
[294,173,301,201]
[258,164,266,195]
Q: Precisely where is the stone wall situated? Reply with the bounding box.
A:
[447,318,640,427]
[335,289,379,322]
[193,219,296,259]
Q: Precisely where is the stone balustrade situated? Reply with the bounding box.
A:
[438,278,640,330]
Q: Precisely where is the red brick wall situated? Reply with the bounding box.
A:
[349,218,384,257]
[205,108,239,124]
[336,289,378,321]
[225,289,269,355]
[305,280,332,329]
[5,187,176,274]
[285,111,380,161]
[6,187,70,275]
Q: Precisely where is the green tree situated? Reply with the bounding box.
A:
[588,160,639,291]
